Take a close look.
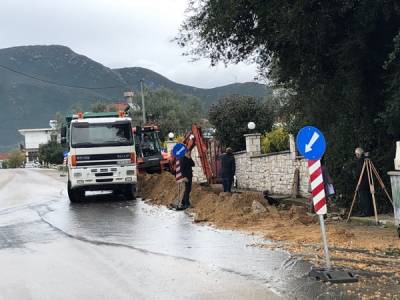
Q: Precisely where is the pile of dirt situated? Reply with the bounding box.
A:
[139,173,179,205]
[139,172,316,228]
[192,190,269,225]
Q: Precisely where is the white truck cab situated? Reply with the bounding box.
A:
[62,112,137,202]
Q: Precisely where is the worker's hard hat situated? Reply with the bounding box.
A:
[355,147,364,155]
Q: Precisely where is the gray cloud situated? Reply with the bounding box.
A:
[0,0,259,88]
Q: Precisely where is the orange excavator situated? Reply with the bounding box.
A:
[133,124,170,174]
[169,124,220,184]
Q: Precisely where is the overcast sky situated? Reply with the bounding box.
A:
[0,0,259,88]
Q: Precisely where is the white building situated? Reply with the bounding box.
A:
[18,127,57,163]
[0,153,9,168]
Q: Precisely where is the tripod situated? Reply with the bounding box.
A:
[347,158,393,224]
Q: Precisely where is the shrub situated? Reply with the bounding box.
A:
[5,150,25,168]
[261,127,289,154]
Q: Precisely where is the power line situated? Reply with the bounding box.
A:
[0,63,129,90]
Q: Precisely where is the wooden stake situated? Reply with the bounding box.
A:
[291,168,299,198]
[366,160,379,225]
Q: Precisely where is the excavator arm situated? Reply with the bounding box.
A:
[170,124,216,184]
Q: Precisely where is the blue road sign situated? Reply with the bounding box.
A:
[63,151,69,158]
[172,143,187,159]
[296,126,326,160]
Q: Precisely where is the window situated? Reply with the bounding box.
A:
[71,121,133,148]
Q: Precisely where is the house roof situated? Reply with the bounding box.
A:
[0,153,9,160]
[18,128,54,135]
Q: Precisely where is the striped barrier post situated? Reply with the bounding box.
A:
[308,159,327,215]
[175,159,183,183]
[308,159,331,269]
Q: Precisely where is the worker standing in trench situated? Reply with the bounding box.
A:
[178,150,195,210]
[220,147,236,193]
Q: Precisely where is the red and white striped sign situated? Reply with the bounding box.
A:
[175,159,183,183]
[308,159,327,215]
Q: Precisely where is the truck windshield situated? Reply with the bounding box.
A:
[71,121,133,148]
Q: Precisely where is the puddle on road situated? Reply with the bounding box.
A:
[0,206,60,250]
[41,196,353,299]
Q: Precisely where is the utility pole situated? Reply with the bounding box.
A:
[140,80,146,124]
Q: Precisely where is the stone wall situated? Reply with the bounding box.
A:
[191,146,208,183]
[233,151,309,196]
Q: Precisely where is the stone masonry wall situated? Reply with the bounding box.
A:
[191,146,208,183]
[191,148,309,196]
[233,151,310,196]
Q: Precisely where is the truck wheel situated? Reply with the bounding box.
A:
[68,181,84,203]
[123,184,136,200]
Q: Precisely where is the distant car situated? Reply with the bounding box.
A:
[25,161,40,168]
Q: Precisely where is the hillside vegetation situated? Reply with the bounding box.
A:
[0,45,269,150]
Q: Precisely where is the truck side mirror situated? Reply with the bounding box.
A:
[61,127,67,146]
[61,127,67,138]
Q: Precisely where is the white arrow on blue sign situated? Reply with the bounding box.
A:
[172,143,187,159]
[296,126,326,160]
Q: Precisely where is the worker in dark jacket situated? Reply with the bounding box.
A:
[355,147,374,217]
[220,147,236,192]
[179,150,195,209]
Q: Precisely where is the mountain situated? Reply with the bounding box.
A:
[0,45,269,150]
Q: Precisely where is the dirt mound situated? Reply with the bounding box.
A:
[193,191,266,225]
[139,173,179,205]
[140,172,293,228]
[139,173,320,228]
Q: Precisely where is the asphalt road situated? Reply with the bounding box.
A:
[0,169,347,300]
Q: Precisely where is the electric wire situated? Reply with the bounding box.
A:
[0,63,129,90]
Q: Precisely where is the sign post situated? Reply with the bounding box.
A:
[296,126,357,283]
[170,143,188,210]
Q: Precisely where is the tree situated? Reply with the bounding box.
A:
[91,101,110,113]
[5,150,25,168]
[38,141,65,165]
[178,0,400,206]
[381,31,400,137]
[261,127,289,154]
[128,88,203,139]
[209,95,273,151]
[71,102,83,113]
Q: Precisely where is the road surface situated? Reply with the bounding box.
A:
[0,169,347,299]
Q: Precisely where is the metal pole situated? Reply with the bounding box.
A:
[319,214,331,269]
[140,80,146,124]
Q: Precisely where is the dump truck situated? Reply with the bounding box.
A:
[61,111,137,202]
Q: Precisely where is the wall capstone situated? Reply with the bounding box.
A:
[289,134,297,160]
